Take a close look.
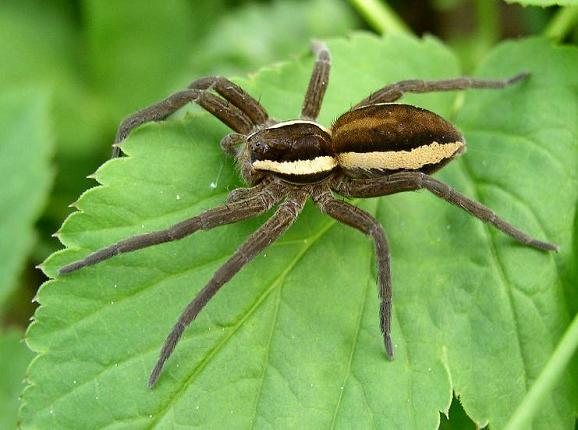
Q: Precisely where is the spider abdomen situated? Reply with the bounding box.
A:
[331,104,465,177]
[248,120,336,183]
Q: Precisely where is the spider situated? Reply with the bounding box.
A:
[59,42,558,387]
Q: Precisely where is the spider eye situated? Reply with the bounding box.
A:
[252,141,269,153]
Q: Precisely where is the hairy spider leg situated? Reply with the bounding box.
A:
[58,182,287,274]
[112,89,253,158]
[301,41,331,121]
[112,77,271,158]
[353,72,530,108]
[313,187,394,359]
[188,76,270,126]
[225,178,274,204]
[333,172,559,251]
[149,190,310,387]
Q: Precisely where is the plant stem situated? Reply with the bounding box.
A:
[544,6,578,42]
[349,0,411,35]
[504,312,578,430]
[476,0,500,49]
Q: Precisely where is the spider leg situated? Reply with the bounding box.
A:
[226,178,273,205]
[312,187,394,360]
[301,41,331,120]
[149,189,309,387]
[188,77,270,127]
[333,172,559,251]
[59,182,286,274]
[353,72,529,107]
[332,173,418,198]
[112,88,256,157]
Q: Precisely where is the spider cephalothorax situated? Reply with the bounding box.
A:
[60,42,558,387]
[247,120,334,183]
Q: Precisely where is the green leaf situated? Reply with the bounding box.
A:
[504,0,578,6]
[0,330,34,429]
[22,35,578,429]
[505,312,578,429]
[449,37,578,428]
[0,88,53,308]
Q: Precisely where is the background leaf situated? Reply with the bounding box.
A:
[83,0,197,119]
[0,0,108,250]
[0,88,53,309]
[22,34,578,429]
[0,330,34,429]
[188,0,359,77]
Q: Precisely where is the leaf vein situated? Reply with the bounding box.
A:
[329,275,372,429]
[147,219,338,429]
[248,287,283,429]
[458,159,530,394]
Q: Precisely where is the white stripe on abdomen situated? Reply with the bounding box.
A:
[338,141,463,170]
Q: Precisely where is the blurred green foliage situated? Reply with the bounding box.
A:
[0,330,34,429]
[0,89,53,309]
[0,0,576,428]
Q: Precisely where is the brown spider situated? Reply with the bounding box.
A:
[59,42,558,387]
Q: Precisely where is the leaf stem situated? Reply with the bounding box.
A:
[544,6,578,42]
[504,312,578,430]
[349,0,411,35]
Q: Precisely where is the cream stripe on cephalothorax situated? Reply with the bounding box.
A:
[253,156,337,175]
[249,119,335,177]
[337,141,464,170]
